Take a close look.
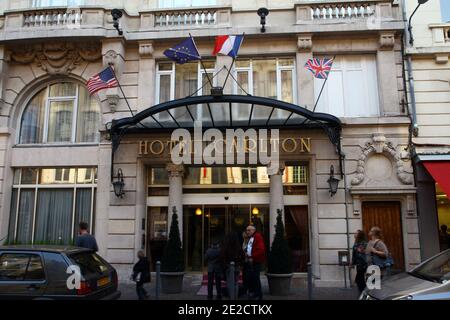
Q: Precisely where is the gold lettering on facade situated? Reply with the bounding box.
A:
[149,140,164,155]
[282,138,297,153]
[300,138,311,153]
[138,141,148,155]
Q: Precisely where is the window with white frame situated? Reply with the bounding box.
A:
[19,82,101,144]
[233,58,297,124]
[156,61,216,125]
[314,55,379,118]
[7,168,97,245]
[31,0,85,7]
[158,0,216,8]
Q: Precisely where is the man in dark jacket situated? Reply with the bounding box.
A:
[245,225,266,300]
[133,250,151,300]
[75,222,98,252]
[205,241,223,300]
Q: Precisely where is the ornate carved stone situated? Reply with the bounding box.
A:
[351,134,413,186]
[166,163,184,178]
[9,41,101,75]
[267,161,285,176]
[379,32,395,50]
[297,34,312,52]
[103,49,118,67]
[139,42,154,58]
[106,93,120,112]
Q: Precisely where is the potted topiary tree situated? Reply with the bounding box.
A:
[160,206,185,294]
[266,209,293,296]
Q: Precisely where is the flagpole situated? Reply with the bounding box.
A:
[109,64,135,117]
[222,33,245,89]
[189,33,214,90]
[312,55,336,113]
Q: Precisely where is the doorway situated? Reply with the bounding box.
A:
[183,204,269,271]
[362,202,405,271]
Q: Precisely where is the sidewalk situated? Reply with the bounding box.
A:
[118,274,360,300]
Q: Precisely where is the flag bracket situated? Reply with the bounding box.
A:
[210,86,224,97]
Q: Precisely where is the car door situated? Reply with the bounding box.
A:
[0,252,47,299]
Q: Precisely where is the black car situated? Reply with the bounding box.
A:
[0,246,121,300]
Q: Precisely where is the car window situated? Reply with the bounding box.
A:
[0,253,45,281]
[68,252,109,277]
[412,250,450,283]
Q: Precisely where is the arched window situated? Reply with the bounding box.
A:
[19,82,101,144]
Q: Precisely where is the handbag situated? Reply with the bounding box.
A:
[372,240,394,269]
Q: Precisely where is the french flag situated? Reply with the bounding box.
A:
[212,35,244,58]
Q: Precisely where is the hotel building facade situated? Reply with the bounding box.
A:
[0,0,424,287]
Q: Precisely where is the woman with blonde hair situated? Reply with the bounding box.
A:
[366,226,393,277]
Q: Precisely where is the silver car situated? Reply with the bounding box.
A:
[360,249,450,300]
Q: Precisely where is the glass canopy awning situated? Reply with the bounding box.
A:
[108,94,343,176]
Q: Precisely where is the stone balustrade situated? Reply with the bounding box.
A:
[296,0,395,24]
[430,23,450,46]
[23,8,82,28]
[154,8,217,27]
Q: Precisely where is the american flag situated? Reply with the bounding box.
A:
[87,66,119,95]
[304,58,334,80]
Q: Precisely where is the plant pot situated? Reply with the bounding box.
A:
[160,272,184,294]
[266,273,293,296]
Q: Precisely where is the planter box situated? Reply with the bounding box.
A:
[266,273,293,296]
[160,272,184,294]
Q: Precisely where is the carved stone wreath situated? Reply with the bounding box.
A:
[9,41,101,75]
[351,135,413,186]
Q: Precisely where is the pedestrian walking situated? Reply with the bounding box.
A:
[205,241,223,300]
[366,226,393,278]
[241,230,251,297]
[351,229,368,293]
[75,221,98,252]
[220,232,244,299]
[245,225,266,300]
[132,250,151,300]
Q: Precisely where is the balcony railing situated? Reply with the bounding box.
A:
[23,9,82,27]
[154,9,217,27]
[310,3,374,20]
[429,23,450,46]
[296,0,394,24]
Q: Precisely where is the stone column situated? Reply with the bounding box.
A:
[268,163,285,244]
[137,41,155,113]
[166,163,184,243]
[377,32,399,116]
[296,34,314,109]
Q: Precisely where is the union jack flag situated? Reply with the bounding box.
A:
[304,58,334,80]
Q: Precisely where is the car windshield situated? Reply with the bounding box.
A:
[69,252,109,277]
[410,250,450,284]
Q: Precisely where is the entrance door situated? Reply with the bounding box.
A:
[362,202,405,271]
[184,205,269,271]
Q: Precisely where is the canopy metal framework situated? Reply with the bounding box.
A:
[108,94,343,179]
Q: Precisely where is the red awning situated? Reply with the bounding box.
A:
[423,161,450,198]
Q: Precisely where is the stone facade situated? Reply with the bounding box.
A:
[0,0,422,287]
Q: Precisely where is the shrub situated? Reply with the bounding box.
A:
[267,209,292,274]
[161,207,185,272]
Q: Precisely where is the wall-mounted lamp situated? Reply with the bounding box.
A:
[408,0,429,46]
[112,168,125,198]
[257,7,269,33]
[195,208,203,216]
[111,8,123,36]
[327,165,340,197]
[252,207,260,215]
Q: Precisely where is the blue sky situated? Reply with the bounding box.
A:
[442,0,450,22]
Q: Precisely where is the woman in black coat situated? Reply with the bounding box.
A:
[132,250,151,300]
[351,230,368,293]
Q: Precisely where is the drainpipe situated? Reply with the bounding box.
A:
[402,0,419,137]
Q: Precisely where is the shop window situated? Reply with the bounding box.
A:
[436,184,450,251]
[314,55,380,118]
[158,0,216,8]
[19,83,101,145]
[7,168,96,245]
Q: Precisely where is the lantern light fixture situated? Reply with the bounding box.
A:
[195,208,203,216]
[112,168,125,198]
[252,207,260,215]
[327,165,340,197]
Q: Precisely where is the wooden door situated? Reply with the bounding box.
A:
[362,202,405,271]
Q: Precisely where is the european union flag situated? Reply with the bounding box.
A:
[163,37,202,64]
